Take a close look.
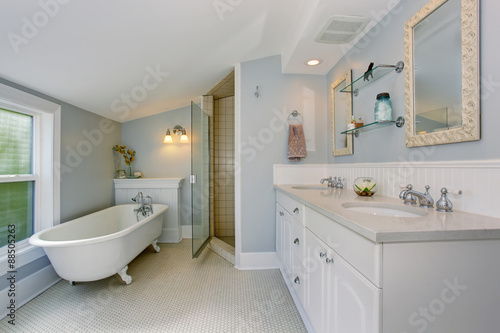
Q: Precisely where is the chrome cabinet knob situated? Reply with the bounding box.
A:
[326,257,334,264]
[319,252,327,258]
[279,211,284,216]
[293,207,299,214]
[294,277,300,284]
[293,238,300,245]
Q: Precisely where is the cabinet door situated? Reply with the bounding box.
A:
[327,246,381,333]
[276,203,293,279]
[276,203,285,262]
[282,210,293,279]
[304,229,331,333]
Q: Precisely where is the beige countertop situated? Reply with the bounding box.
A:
[275,184,500,243]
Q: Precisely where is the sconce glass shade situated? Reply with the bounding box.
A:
[180,129,188,142]
[164,129,173,143]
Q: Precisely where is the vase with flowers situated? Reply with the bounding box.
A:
[113,145,136,177]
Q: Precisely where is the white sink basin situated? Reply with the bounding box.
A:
[341,202,428,218]
[291,185,331,190]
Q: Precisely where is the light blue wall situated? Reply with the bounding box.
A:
[240,55,328,252]
[59,103,122,221]
[121,106,192,225]
[327,0,500,164]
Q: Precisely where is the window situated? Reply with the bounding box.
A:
[0,109,34,247]
[0,83,60,274]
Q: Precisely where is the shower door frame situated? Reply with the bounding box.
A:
[191,101,210,258]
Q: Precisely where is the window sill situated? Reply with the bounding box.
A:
[0,240,46,276]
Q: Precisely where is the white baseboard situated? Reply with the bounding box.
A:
[0,264,61,320]
[235,251,279,270]
[158,227,181,243]
[181,225,192,239]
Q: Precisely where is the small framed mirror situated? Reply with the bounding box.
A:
[331,70,353,156]
[405,0,480,147]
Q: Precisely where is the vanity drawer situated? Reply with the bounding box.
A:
[277,191,304,225]
[305,207,382,287]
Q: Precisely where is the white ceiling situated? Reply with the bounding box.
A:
[0,0,400,122]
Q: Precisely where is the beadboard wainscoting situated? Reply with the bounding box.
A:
[274,160,500,219]
[114,178,184,243]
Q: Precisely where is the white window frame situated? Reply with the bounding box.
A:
[0,83,60,276]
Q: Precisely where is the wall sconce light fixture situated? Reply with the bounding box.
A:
[164,125,188,143]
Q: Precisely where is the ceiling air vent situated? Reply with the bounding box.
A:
[315,15,370,44]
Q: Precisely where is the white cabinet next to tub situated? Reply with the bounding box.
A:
[114,178,183,243]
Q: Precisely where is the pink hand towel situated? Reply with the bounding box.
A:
[287,124,307,161]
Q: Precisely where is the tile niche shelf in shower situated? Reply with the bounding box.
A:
[341,61,404,96]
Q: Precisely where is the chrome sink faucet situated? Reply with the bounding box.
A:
[320,176,336,188]
[320,177,344,188]
[400,184,434,208]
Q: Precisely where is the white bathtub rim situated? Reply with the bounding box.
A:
[29,204,168,248]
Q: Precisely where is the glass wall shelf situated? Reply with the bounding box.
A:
[341,116,405,137]
[340,61,404,96]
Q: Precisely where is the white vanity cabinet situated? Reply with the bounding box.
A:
[276,192,380,333]
[276,188,500,333]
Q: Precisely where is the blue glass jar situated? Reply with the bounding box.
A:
[374,92,393,121]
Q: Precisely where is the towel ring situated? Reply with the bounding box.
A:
[288,110,303,124]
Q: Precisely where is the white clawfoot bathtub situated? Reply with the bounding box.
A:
[29,204,168,285]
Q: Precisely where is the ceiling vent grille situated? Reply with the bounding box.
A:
[315,15,370,44]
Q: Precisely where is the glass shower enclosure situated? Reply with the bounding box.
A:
[191,101,210,258]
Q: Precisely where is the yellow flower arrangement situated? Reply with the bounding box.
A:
[112,145,136,166]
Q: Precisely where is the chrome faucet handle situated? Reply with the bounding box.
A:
[399,184,412,199]
[436,188,453,212]
[400,184,417,205]
[336,177,344,189]
[436,188,463,212]
[420,185,434,208]
[132,191,144,204]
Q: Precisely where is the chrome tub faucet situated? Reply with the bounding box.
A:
[132,192,154,220]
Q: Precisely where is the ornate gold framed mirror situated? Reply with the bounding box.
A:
[405,0,480,147]
[331,70,353,156]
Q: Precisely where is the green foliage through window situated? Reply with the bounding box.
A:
[0,108,32,175]
[0,182,34,247]
[0,108,34,247]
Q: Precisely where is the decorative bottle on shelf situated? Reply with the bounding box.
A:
[355,117,364,128]
[374,92,393,121]
[347,116,356,130]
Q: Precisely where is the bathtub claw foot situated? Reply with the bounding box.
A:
[118,266,132,285]
[69,281,76,286]
[152,239,160,253]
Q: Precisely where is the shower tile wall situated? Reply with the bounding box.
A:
[213,96,235,237]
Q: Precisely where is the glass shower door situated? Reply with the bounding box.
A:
[191,101,210,258]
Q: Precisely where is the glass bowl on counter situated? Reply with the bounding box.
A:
[353,177,377,196]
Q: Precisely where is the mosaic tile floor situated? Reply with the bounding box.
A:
[0,240,307,332]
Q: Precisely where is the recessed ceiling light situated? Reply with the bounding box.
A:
[307,59,321,66]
